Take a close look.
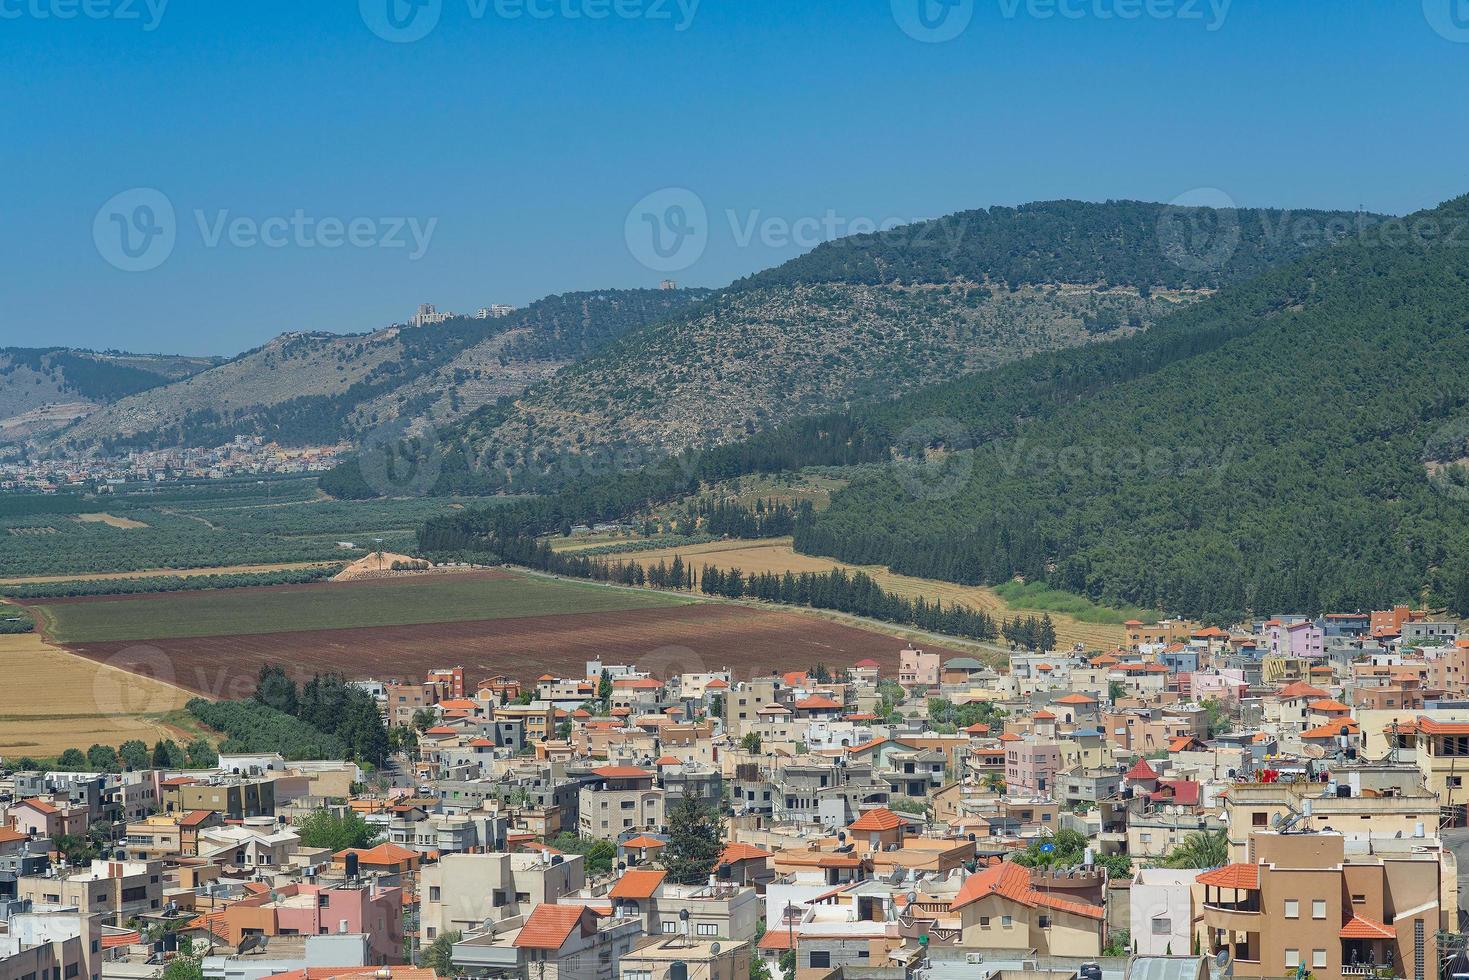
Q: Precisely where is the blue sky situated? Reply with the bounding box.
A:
[2,0,1467,355]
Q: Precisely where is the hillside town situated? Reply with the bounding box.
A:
[4,603,1469,980]
[0,438,351,493]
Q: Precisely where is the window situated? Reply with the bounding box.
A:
[1313,950,1327,968]
[809,952,831,969]
[1284,900,1299,918]
[429,887,441,902]
[1253,812,1268,827]
[979,917,991,927]
[662,922,678,934]
[1140,833,1152,843]
[1152,918,1171,935]
[426,927,437,939]
[1352,894,1366,904]
[697,923,717,937]
[625,971,653,980]
[1285,950,1300,969]
[1312,899,1326,919]
[1001,915,1013,928]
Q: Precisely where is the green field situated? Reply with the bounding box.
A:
[31,571,693,644]
[0,479,517,578]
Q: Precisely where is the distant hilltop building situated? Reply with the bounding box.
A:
[475,304,515,319]
[660,279,678,290]
[411,303,456,328]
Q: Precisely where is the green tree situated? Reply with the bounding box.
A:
[1163,830,1228,869]
[424,929,462,977]
[57,747,87,770]
[740,732,762,754]
[293,810,381,851]
[186,738,218,768]
[119,739,150,770]
[86,744,120,772]
[152,739,185,768]
[162,951,205,980]
[254,664,298,715]
[662,796,725,884]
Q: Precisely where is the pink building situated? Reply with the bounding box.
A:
[898,647,939,689]
[1265,619,1324,658]
[1005,739,1061,797]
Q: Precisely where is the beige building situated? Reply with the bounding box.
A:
[947,861,1105,956]
[420,851,585,941]
[1200,831,1446,980]
[1222,775,1441,863]
[17,860,164,927]
[619,936,750,980]
[579,767,664,840]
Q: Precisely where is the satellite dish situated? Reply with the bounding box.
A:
[1216,948,1230,969]
[711,943,721,955]
[1271,813,1283,829]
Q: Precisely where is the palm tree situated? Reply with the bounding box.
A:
[1163,830,1229,869]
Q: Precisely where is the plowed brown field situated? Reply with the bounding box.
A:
[61,603,965,694]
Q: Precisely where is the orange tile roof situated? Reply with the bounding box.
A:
[999,732,1022,742]
[1033,710,1056,720]
[514,904,593,950]
[608,868,666,900]
[853,658,881,668]
[1302,720,1360,739]
[1339,914,1396,940]
[1197,863,1259,889]
[1278,681,1329,699]
[1125,759,1158,780]
[794,695,842,710]
[1415,717,1469,735]
[622,835,666,849]
[593,765,651,779]
[1309,699,1353,712]
[1055,693,1098,704]
[720,842,773,864]
[706,678,729,688]
[336,842,418,865]
[101,930,142,949]
[950,861,1103,919]
[848,807,902,832]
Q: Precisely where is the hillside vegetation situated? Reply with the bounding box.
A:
[419,196,1469,623]
[428,199,1374,490]
[0,347,216,442]
[51,289,710,451]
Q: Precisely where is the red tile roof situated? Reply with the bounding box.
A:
[1125,759,1158,780]
[848,807,902,832]
[608,868,666,900]
[1415,717,1469,735]
[1196,863,1259,890]
[1309,699,1353,712]
[853,659,881,668]
[720,842,773,864]
[1340,914,1396,940]
[514,904,593,950]
[593,765,652,779]
[622,836,665,849]
[950,861,1104,919]
[1302,720,1360,739]
[794,695,842,711]
[1055,693,1098,704]
[1278,682,1329,699]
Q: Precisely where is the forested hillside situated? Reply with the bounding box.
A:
[419,195,1469,622]
[424,199,1372,491]
[53,288,708,451]
[800,194,1469,620]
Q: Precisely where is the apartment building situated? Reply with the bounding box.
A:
[0,910,102,980]
[161,776,276,819]
[451,903,643,980]
[1200,831,1444,980]
[579,766,663,840]
[17,860,164,927]
[420,851,585,941]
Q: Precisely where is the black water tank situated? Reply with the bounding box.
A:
[345,852,360,878]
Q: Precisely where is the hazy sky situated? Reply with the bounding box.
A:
[3,0,1467,356]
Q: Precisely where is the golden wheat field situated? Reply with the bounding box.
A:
[598,538,1125,651]
[0,632,197,758]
